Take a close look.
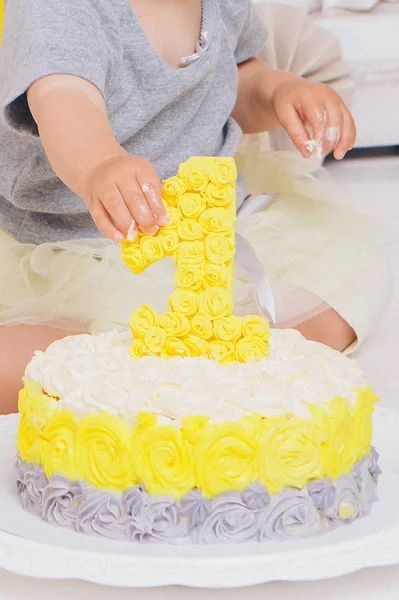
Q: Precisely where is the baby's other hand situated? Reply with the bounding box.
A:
[271,79,356,160]
[83,155,169,242]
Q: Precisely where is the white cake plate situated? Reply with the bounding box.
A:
[1,409,399,589]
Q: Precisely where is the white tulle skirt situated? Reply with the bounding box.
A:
[0,148,392,351]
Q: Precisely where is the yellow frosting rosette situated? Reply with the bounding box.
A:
[177,193,206,220]
[178,159,210,192]
[140,236,164,263]
[177,219,204,241]
[77,413,136,492]
[199,287,233,320]
[162,337,190,358]
[132,418,195,499]
[213,315,242,342]
[168,289,198,316]
[352,384,378,456]
[162,206,181,230]
[120,243,149,274]
[205,184,235,208]
[159,312,190,337]
[208,340,235,363]
[322,398,363,479]
[190,314,214,340]
[174,241,204,265]
[184,334,209,357]
[174,264,202,291]
[144,327,167,353]
[17,393,54,463]
[130,339,153,359]
[235,337,269,362]
[199,207,234,236]
[162,176,186,206]
[158,230,179,254]
[205,233,235,264]
[130,304,158,339]
[242,316,271,340]
[201,261,229,289]
[39,410,79,481]
[259,418,324,494]
[208,159,237,186]
[193,422,258,497]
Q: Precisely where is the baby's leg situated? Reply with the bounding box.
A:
[276,307,356,352]
[0,321,87,415]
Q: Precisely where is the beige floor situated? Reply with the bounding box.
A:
[0,151,398,599]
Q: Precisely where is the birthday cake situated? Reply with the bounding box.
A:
[15,158,381,543]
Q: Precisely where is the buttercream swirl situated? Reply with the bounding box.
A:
[16,452,380,544]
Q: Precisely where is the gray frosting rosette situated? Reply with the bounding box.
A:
[15,449,381,544]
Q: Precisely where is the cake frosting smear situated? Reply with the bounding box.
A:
[15,158,381,544]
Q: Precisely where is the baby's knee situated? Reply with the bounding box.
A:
[0,321,87,415]
[290,308,357,353]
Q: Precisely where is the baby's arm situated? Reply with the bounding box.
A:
[28,75,169,241]
[233,58,356,160]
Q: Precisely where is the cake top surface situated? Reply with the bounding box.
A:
[24,329,365,425]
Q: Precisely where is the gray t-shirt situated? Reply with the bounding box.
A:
[0,0,267,243]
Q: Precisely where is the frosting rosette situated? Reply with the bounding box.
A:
[162,337,190,359]
[201,261,229,289]
[190,314,214,340]
[140,236,164,263]
[174,265,202,291]
[259,418,324,494]
[130,340,152,359]
[193,422,258,497]
[168,289,198,316]
[174,241,204,265]
[77,413,136,492]
[177,193,206,220]
[158,230,179,254]
[132,420,195,499]
[130,304,158,339]
[205,184,235,208]
[235,337,269,363]
[159,312,190,337]
[199,288,233,320]
[323,398,362,479]
[242,316,271,340]
[144,327,167,353]
[162,176,186,206]
[209,160,237,187]
[178,160,210,192]
[162,206,181,230]
[213,316,242,342]
[120,244,148,274]
[353,385,377,456]
[184,334,209,357]
[39,411,78,481]
[205,234,235,264]
[177,219,204,241]
[208,340,235,364]
[199,208,234,236]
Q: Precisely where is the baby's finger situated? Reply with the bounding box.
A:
[90,201,125,242]
[100,184,133,236]
[307,105,328,152]
[334,106,356,160]
[120,180,159,236]
[136,164,169,226]
[278,105,310,157]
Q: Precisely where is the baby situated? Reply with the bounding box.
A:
[0,0,375,413]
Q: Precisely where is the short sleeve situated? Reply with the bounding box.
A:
[220,0,268,66]
[0,0,117,135]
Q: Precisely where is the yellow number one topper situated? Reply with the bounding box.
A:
[120,157,270,364]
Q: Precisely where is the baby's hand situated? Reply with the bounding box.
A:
[83,155,169,242]
[271,79,356,160]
